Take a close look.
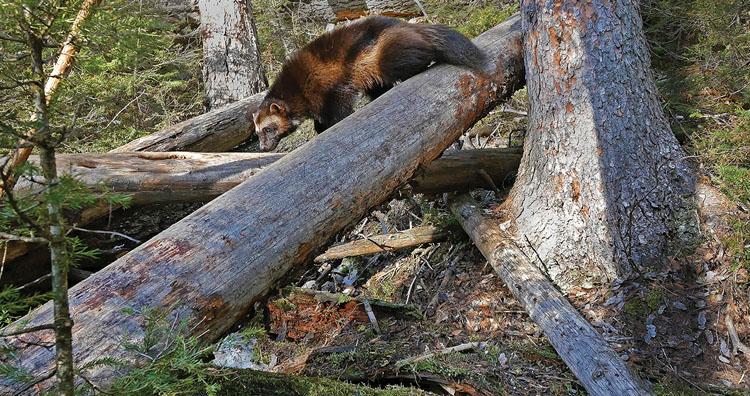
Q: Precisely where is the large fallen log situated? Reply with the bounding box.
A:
[449,194,650,395]
[16,148,521,205]
[111,92,265,152]
[4,148,519,264]
[0,16,524,392]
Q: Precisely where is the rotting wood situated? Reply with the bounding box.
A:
[218,368,428,395]
[449,193,651,396]
[313,225,446,263]
[268,288,421,341]
[5,148,520,263]
[111,92,265,152]
[0,17,524,392]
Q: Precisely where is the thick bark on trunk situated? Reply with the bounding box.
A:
[290,0,420,22]
[450,194,651,396]
[111,93,265,152]
[508,0,696,287]
[0,17,524,392]
[198,0,267,109]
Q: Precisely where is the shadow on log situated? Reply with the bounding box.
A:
[0,16,524,392]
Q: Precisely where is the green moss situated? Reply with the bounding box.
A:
[220,369,425,395]
[646,290,664,312]
[623,298,647,319]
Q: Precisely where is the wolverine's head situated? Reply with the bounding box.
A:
[252,98,300,152]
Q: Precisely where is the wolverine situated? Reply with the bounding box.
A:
[252,16,486,151]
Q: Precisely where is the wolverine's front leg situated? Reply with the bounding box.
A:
[315,90,356,133]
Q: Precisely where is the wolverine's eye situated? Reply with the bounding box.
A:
[262,127,272,135]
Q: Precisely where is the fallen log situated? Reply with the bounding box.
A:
[313,225,446,263]
[449,194,650,395]
[5,148,520,266]
[0,16,523,392]
[111,92,265,152]
[17,148,521,205]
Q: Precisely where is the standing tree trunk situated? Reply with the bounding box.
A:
[198,0,267,109]
[507,0,696,288]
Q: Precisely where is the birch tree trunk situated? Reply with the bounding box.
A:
[199,0,267,109]
[507,0,697,288]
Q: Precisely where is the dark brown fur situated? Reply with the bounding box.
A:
[253,16,485,151]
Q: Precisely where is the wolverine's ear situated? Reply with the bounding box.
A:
[269,102,285,114]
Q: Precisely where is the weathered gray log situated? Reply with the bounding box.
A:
[449,194,651,395]
[17,148,520,205]
[198,0,267,109]
[18,151,284,205]
[313,225,446,262]
[509,0,696,287]
[0,16,523,392]
[111,92,265,152]
[5,148,521,264]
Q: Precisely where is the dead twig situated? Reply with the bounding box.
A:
[362,299,380,334]
[71,226,140,244]
[725,315,750,357]
[396,342,480,369]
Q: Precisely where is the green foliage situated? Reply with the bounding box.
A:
[101,308,224,396]
[642,0,750,114]
[427,1,519,38]
[0,0,203,154]
[0,286,52,327]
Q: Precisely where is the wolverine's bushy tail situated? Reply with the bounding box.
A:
[423,25,487,72]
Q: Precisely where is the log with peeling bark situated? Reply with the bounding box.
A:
[450,194,651,396]
[313,225,446,262]
[0,16,524,392]
[5,148,521,264]
[111,92,265,152]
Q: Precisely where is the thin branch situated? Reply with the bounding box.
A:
[71,226,141,244]
[0,231,47,243]
[396,342,480,369]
